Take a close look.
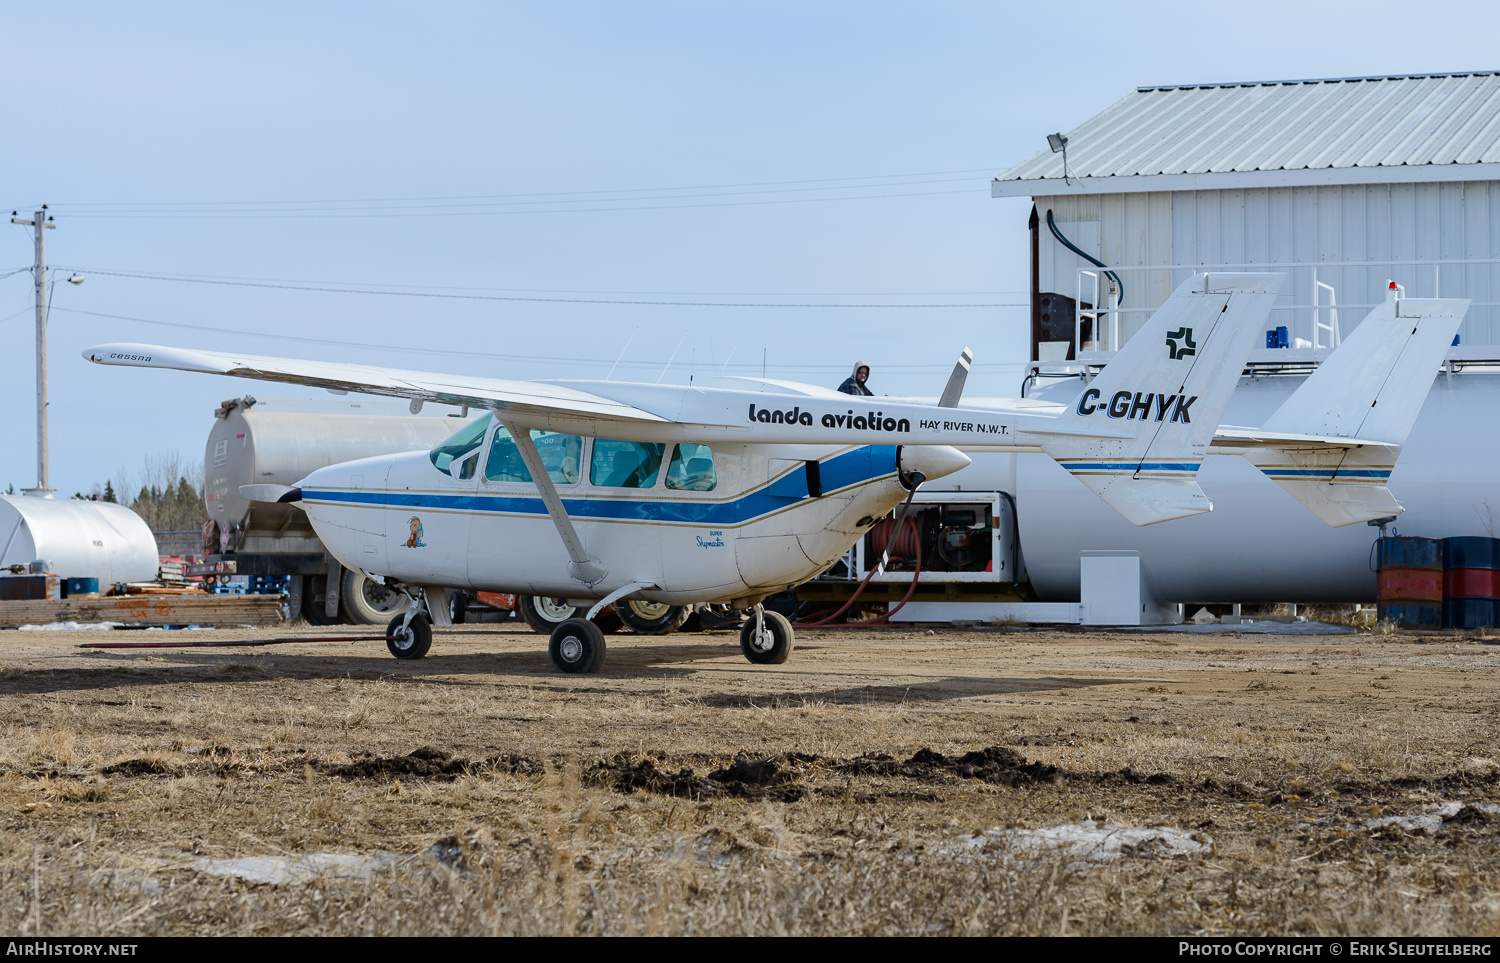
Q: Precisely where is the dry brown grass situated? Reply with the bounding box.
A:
[0,623,1498,935]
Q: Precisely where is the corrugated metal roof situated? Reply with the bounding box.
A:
[995,72,1500,193]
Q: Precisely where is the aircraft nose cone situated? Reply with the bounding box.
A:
[898,444,970,481]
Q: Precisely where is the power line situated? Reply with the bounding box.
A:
[60,268,1028,308]
[41,166,1000,210]
[51,305,1026,373]
[55,176,977,215]
[56,264,1026,297]
[51,186,980,219]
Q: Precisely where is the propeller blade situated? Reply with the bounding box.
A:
[876,471,925,573]
[937,347,973,408]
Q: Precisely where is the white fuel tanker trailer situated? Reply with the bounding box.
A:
[1001,352,1500,605]
[802,346,1499,617]
[201,396,457,623]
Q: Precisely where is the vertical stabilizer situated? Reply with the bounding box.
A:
[1245,295,1468,526]
[1039,273,1283,525]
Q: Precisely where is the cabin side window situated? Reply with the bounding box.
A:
[590,439,665,489]
[665,443,716,492]
[429,416,490,478]
[486,427,582,484]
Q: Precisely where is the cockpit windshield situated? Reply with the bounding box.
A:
[429,415,491,477]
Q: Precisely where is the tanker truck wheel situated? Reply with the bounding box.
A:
[342,570,410,625]
[300,575,339,626]
[617,600,689,635]
[519,596,623,634]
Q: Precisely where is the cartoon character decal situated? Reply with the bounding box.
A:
[406,516,426,548]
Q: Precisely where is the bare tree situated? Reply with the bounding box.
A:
[109,452,208,535]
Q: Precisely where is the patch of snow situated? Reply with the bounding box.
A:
[194,852,404,885]
[1364,802,1500,834]
[19,621,122,630]
[945,822,1211,865]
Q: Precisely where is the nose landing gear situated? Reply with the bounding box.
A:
[386,612,432,659]
[739,605,793,665]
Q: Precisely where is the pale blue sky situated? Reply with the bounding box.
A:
[3,1,1495,494]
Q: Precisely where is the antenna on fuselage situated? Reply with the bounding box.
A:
[657,331,688,384]
[605,327,638,381]
[716,339,740,382]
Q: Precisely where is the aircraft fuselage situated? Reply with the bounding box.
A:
[298,437,966,605]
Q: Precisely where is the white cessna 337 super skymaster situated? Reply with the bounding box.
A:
[86,273,1466,673]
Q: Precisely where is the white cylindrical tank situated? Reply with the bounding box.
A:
[1010,367,1500,603]
[205,396,458,553]
[0,494,159,584]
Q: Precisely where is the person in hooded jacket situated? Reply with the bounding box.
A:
[839,361,873,396]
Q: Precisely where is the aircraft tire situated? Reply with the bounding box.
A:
[519,596,581,634]
[549,619,606,674]
[342,570,410,625]
[301,575,339,626]
[617,600,690,635]
[739,611,794,665]
[386,614,433,660]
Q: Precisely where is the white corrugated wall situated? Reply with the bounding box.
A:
[1035,181,1500,346]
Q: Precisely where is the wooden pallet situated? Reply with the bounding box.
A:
[0,594,286,628]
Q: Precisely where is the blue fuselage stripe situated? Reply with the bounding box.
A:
[1260,469,1392,479]
[304,445,900,526]
[1058,462,1200,472]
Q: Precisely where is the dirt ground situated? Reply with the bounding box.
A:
[1,619,1498,936]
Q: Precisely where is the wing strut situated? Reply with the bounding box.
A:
[505,419,608,586]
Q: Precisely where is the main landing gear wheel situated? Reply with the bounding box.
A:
[739,610,794,665]
[386,613,433,660]
[617,599,689,635]
[549,618,606,674]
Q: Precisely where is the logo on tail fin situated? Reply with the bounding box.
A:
[1165,327,1196,360]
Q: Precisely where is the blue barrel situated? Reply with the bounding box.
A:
[1443,536,1500,570]
[1443,598,1500,630]
[63,577,100,598]
[1441,536,1500,629]
[1380,601,1445,629]
[1376,537,1444,630]
[1376,537,1444,571]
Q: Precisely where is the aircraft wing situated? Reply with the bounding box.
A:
[84,343,670,425]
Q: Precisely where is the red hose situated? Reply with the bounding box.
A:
[80,635,398,649]
[794,516,922,630]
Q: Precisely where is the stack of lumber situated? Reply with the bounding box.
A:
[0,593,285,628]
[158,558,193,586]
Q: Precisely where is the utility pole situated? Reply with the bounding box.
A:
[10,206,55,494]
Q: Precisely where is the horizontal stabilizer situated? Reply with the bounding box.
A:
[1237,295,1468,526]
[1077,477,1213,527]
[239,484,302,504]
[1209,427,1392,451]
